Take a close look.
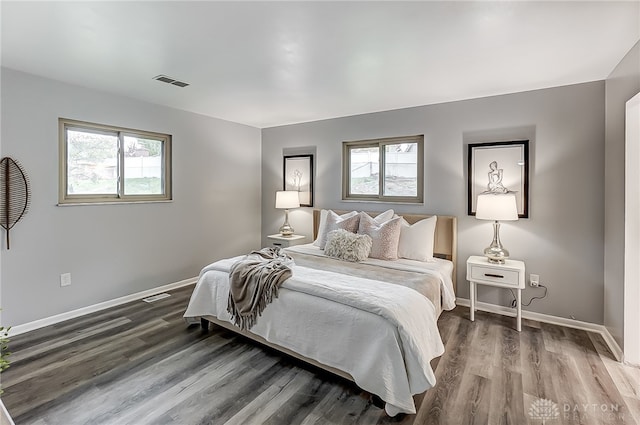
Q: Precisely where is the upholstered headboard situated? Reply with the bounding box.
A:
[312,209,457,290]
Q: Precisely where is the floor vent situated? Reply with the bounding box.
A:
[152,74,190,88]
[142,293,171,303]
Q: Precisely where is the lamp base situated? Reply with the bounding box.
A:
[484,220,509,264]
[483,246,509,264]
[279,209,294,236]
[279,226,294,237]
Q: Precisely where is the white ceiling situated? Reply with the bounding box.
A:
[1,1,639,128]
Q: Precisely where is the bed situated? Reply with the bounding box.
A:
[183,209,457,416]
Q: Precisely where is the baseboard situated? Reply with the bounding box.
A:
[455,297,624,362]
[9,277,198,336]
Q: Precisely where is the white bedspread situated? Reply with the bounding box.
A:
[183,254,449,416]
[286,243,456,310]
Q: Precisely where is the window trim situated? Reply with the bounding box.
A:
[342,135,424,203]
[58,118,172,205]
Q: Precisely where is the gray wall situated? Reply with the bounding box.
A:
[262,81,606,324]
[604,41,640,347]
[1,68,262,326]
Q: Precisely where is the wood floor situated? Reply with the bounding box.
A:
[3,284,640,425]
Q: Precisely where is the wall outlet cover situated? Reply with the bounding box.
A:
[530,273,540,287]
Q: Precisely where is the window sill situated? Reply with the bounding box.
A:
[341,199,424,205]
[57,200,173,207]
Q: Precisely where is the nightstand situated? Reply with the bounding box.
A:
[466,255,526,331]
[267,234,306,248]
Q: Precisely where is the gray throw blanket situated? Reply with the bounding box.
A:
[227,247,294,330]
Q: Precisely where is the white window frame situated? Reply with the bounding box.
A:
[58,118,172,204]
[342,135,424,203]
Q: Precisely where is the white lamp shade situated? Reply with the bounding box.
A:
[476,193,518,221]
[275,190,300,209]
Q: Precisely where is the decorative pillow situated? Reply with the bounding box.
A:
[357,212,402,260]
[324,229,372,262]
[397,216,438,261]
[313,209,358,247]
[317,210,361,249]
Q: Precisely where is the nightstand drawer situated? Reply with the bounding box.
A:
[469,265,520,286]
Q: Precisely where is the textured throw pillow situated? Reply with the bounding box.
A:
[357,212,402,260]
[324,229,373,262]
[317,210,361,249]
[397,216,438,261]
[313,210,358,247]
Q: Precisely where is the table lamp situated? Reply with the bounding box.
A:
[476,193,518,263]
[275,190,300,236]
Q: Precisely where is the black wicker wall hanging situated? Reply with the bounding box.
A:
[0,157,30,249]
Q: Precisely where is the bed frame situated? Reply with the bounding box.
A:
[200,209,457,389]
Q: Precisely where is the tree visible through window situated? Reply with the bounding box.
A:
[59,119,172,204]
[343,135,423,203]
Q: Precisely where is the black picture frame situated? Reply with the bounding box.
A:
[283,154,314,207]
[468,140,529,218]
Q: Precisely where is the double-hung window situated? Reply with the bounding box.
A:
[342,135,424,203]
[59,118,172,204]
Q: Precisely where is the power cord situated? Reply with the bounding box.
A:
[510,284,548,308]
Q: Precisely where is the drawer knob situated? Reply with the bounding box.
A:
[484,273,504,278]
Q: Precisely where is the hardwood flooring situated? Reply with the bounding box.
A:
[3,284,640,425]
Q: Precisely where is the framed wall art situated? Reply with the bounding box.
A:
[468,140,529,218]
[283,154,314,207]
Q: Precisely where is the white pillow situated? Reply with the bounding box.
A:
[373,209,395,223]
[358,212,403,260]
[397,215,438,261]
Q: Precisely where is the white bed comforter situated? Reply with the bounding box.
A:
[287,243,456,311]
[183,255,447,416]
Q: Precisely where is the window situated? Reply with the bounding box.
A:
[342,135,423,203]
[59,118,172,204]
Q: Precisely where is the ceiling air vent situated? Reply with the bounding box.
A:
[153,75,190,88]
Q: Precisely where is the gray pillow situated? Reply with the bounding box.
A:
[324,229,372,262]
[317,210,361,249]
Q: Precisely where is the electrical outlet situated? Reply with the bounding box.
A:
[60,273,71,287]
[530,273,540,287]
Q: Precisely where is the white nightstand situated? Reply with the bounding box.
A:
[267,234,306,248]
[466,255,526,331]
